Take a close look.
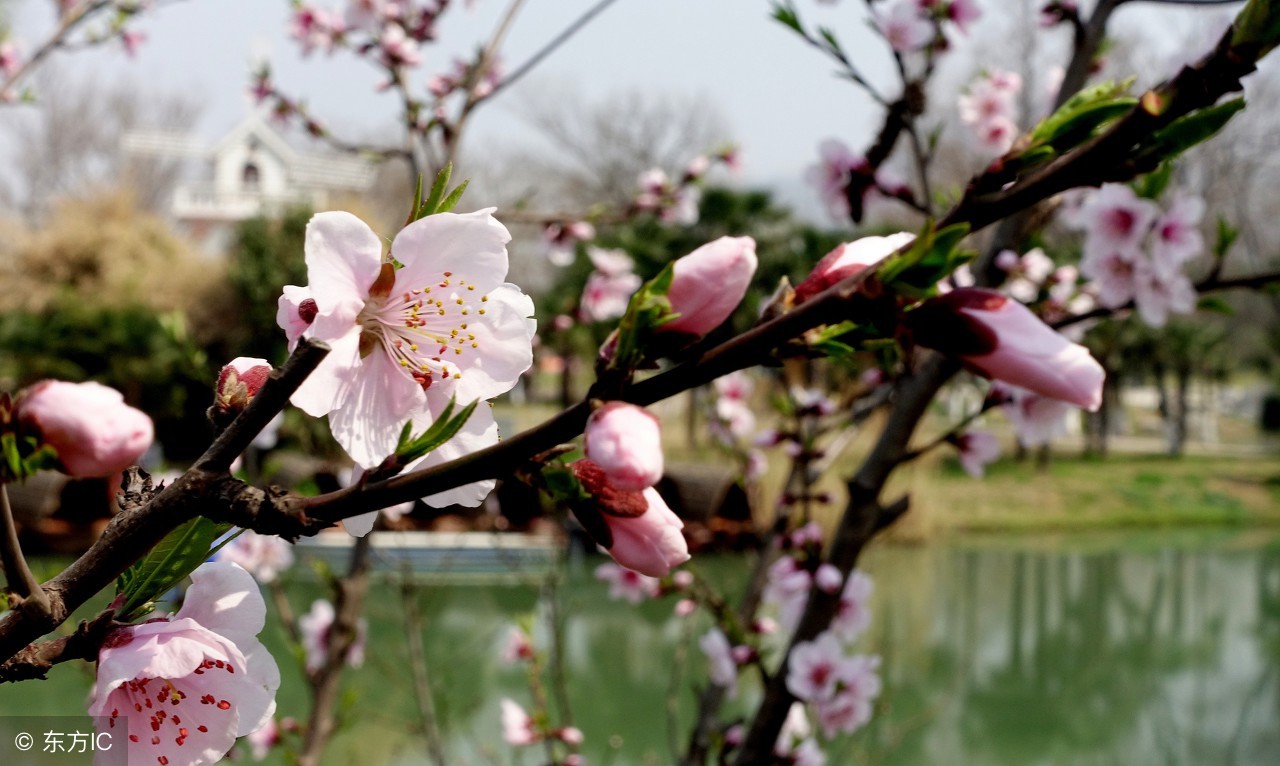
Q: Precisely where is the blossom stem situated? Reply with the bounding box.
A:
[196,338,330,473]
[484,0,624,104]
[0,483,48,616]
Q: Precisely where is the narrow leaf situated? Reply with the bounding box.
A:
[437,179,471,214]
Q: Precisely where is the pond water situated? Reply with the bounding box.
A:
[6,531,1279,765]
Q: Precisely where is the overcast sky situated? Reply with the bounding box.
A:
[5,0,1243,218]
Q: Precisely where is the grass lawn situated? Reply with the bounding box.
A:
[889,449,1280,536]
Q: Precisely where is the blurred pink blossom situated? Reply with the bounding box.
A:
[15,380,153,478]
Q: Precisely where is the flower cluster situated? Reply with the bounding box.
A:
[786,632,882,739]
[958,68,1022,156]
[761,523,874,639]
[873,0,981,53]
[806,139,910,223]
[288,0,442,67]
[579,247,641,323]
[542,220,597,267]
[634,167,701,225]
[1074,184,1204,327]
[298,599,368,673]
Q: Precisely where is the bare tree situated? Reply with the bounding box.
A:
[503,84,731,210]
[0,65,199,220]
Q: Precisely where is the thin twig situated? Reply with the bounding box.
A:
[485,0,625,103]
[0,484,49,616]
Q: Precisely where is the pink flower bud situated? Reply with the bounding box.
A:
[674,598,697,617]
[910,288,1104,411]
[584,403,663,491]
[661,236,758,337]
[794,233,915,303]
[215,357,273,416]
[558,726,584,746]
[602,488,690,577]
[814,563,843,593]
[15,381,153,478]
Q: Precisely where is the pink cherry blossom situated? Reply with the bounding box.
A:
[500,698,539,746]
[775,703,812,757]
[601,487,690,577]
[787,632,853,703]
[246,717,280,761]
[814,563,843,594]
[1151,195,1205,269]
[298,599,367,673]
[814,655,882,738]
[671,185,702,226]
[875,0,935,52]
[585,403,664,491]
[500,626,534,664]
[958,77,1018,126]
[579,249,641,322]
[662,236,759,338]
[946,0,983,32]
[1133,261,1196,328]
[699,628,739,697]
[280,210,534,482]
[557,726,584,746]
[1001,384,1075,447]
[762,556,813,633]
[542,220,596,267]
[955,430,1001,478]
[913,288,1104,410]
[1080,246,1141,308]
[216,531,295,584]
[794,232,916,303]
[15,380,153,478]
[975,114,1018,155]
[594,561,660,603]
[831,569,874,641]
[90,562,280,766]
[0,42,21,78]
[806,139,872,220]
[1080,184,1160,255]
[378,23,421,68]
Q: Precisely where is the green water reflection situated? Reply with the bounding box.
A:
[6,532,1279,765]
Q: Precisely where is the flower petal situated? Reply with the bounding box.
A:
[327,347,427,468]
[391,208,512,296]
[451,284,536,402]
[175,562,267,642]
[290,325,363,417]
[303,211,384,325]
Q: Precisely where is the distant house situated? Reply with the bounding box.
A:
[123,115,377,253]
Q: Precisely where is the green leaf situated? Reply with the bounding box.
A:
[1214,217,1239,258]
[879,222,972,289]
[1133,162,1174,200]
[817,26,842,55]
[116,517,233,621]
[770,1,802,33]
[608,262,677,372]
[1233,0,1280,57]
[1029,79,1134,147]
[395,397,480,464]
[1196,296,1234,315]
[1142,98,1246,163]
[416,164,453,219]
[436,178,470,214]
[806,321,861,359]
